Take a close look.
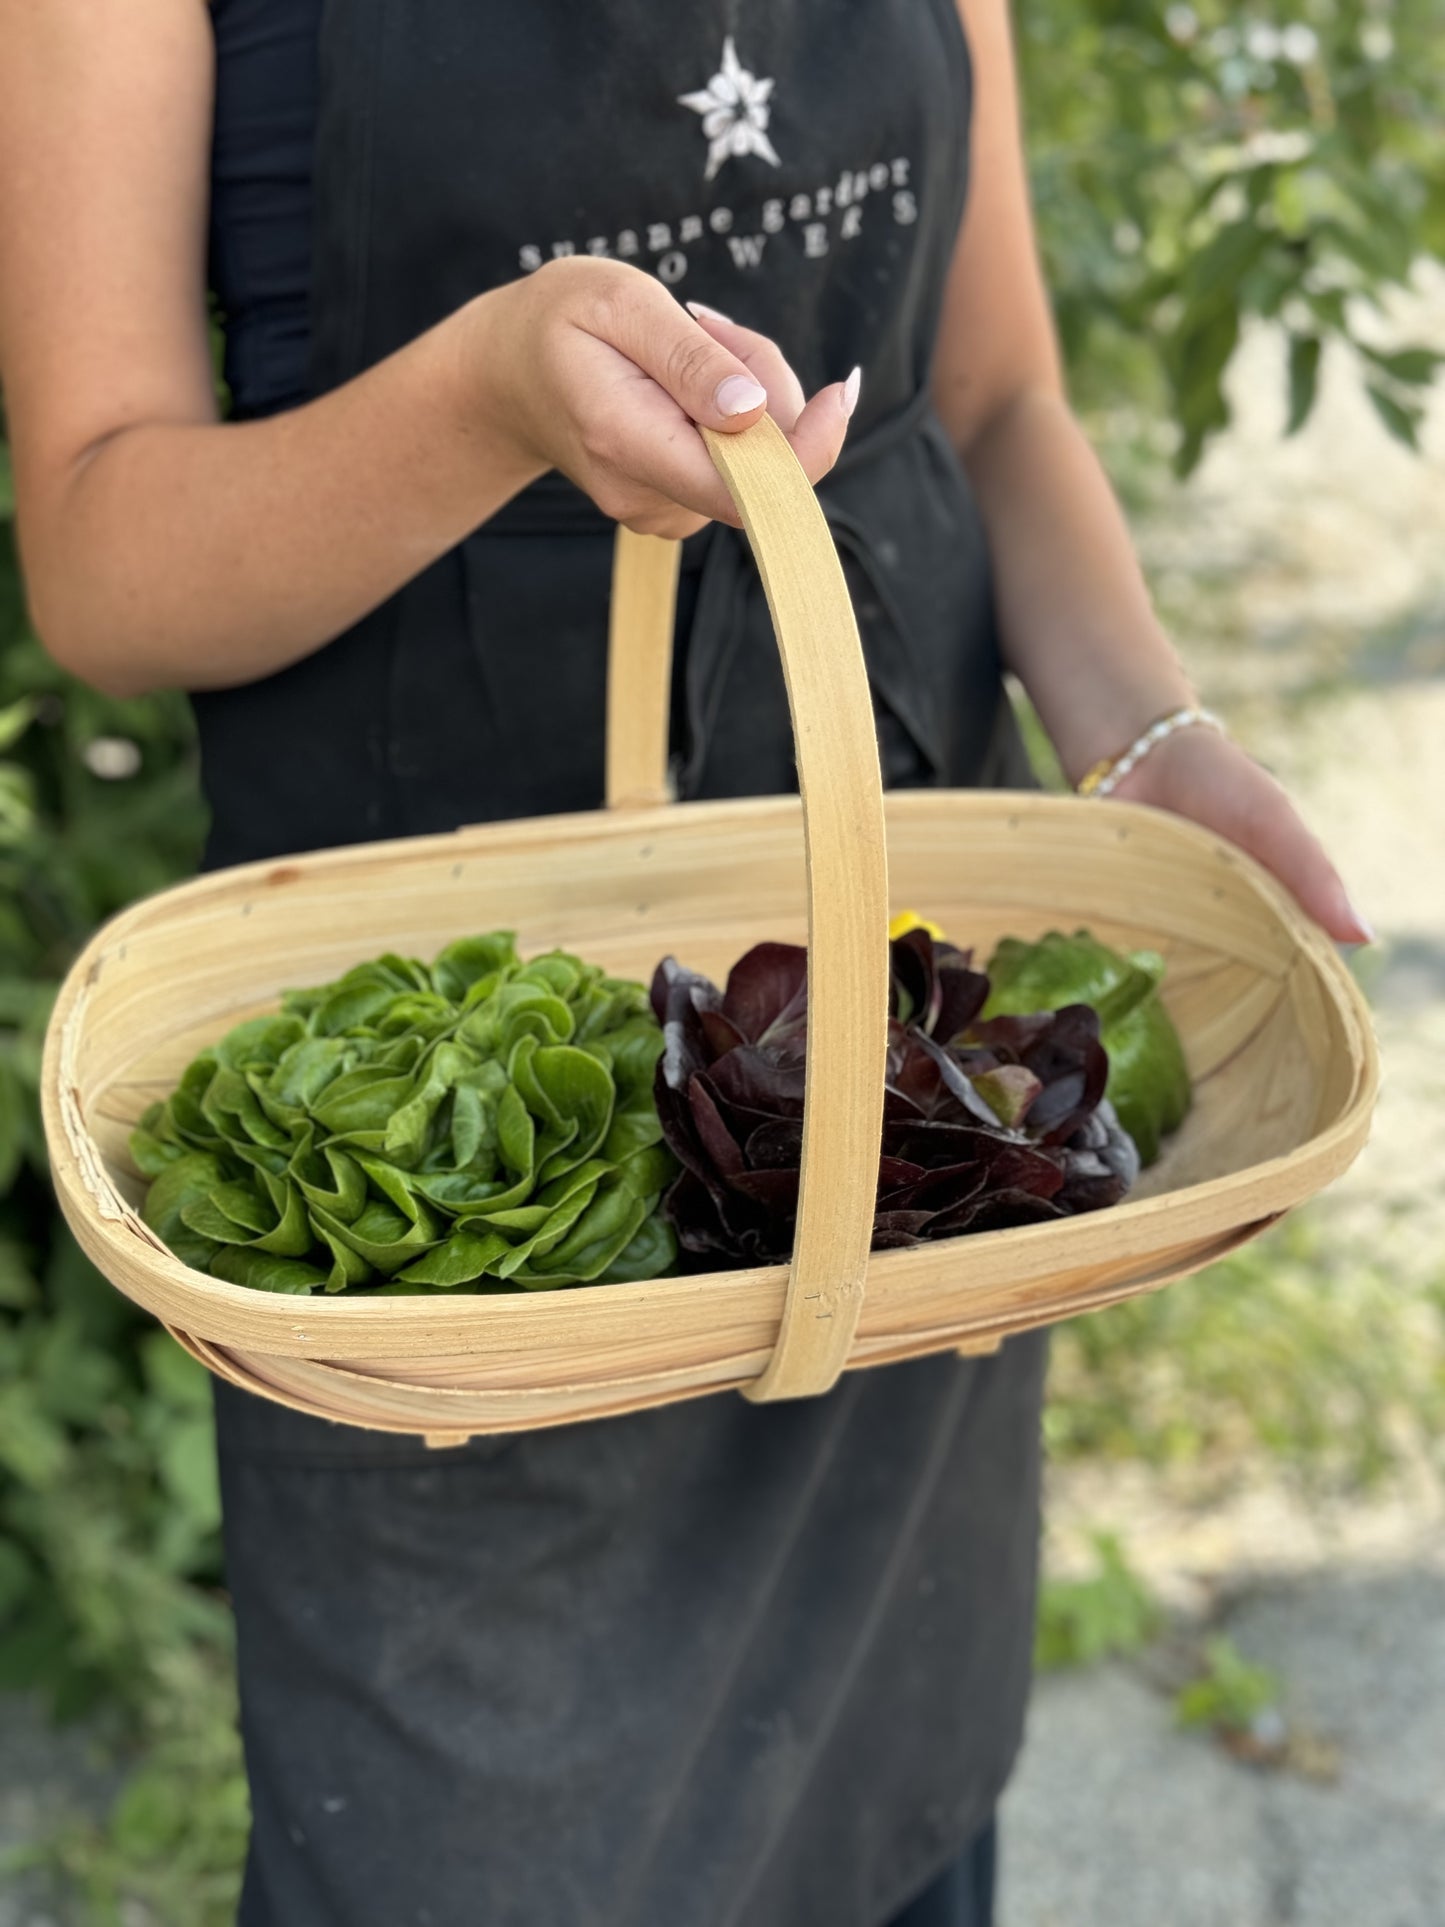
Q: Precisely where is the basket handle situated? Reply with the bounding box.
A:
[606,418,890,1402]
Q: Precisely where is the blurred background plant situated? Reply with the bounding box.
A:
[0,450,238,1919]
[1,1,1442,1919]
[1021,0,1444,472]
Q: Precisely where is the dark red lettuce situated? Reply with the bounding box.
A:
[651,931,1139,1265]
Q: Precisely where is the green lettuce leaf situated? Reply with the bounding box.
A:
[132,932,679,1297]
[983,930,1190,1163]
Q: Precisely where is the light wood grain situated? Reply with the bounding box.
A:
[605,530,679,809]
[701,421,889,1401]
[39,420,1379,1441]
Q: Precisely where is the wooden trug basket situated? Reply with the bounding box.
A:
[41,420,1378,1444]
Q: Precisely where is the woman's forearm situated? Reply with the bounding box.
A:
[958,386,1196,783]
[2,5,846,702]
[16,255,853,701]
[21,294,543,699]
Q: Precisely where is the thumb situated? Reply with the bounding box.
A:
[587,277,769,430]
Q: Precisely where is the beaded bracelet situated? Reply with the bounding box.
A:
[1075,705,1226,799]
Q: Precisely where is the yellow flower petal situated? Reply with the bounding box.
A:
[888,910,945,941]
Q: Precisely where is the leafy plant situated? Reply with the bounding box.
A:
[1,411,231,1919]
[135,935,678,1295]
[652,929,1140,1264]
[984,929,1192,1164]
[1045,1211,1445,1485]
[0,1226,246,1925]
[10,1607,247,1927]
[1020,0,1445,469]
[1176,1634,1282,1733]
[1035,1531,1161,1671]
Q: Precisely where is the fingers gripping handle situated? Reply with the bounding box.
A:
[606,419,890,1400]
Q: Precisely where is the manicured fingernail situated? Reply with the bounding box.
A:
[1345,900,1376,944]
[715,373,767,417]
[841,365,862,419]
[1334,882,1375,943]
[687,300,733,324]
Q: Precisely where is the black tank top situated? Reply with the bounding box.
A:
[202,8,1046,1924]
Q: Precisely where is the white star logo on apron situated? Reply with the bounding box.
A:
[678,37,782,181]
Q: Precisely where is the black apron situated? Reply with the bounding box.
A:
[202,4,1047,1922]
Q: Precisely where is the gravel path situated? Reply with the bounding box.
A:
[1004,1545,1445,1927]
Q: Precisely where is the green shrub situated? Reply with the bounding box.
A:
[1021,0,1444,468]
[1045,1213,1445,1486]
[1036,1532,1161,1671]
[1,411,232,1923]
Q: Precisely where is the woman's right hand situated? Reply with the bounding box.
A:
[473,257,859,539]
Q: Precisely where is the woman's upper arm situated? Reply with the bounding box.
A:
[931,0,1064,452]
[0,0,216,539]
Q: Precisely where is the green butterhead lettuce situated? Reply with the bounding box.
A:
[133,933,678,1296]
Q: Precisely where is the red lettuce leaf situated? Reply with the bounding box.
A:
[651,931,1141,1266]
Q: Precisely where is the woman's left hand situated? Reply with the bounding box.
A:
[1109,723,1374,946]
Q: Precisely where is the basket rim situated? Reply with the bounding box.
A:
[42,785,1370,998]
[55,1130,1367,1333]
[34,782,1371,921]
[41,787,1379,1342]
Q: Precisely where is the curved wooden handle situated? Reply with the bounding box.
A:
[607,419,890,1401]
[605,533,680,808]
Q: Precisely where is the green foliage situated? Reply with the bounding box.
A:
[1020,0,1445,469]
[0,415,222,1914]
[1175,1635,1282,1733]
[1035,1531,1161,1670]
[0,1231,245,1924]
[983,928,1192,1164]
[1045,1212,1445,1484]
[13,1622,247,1927]
[136,936,677,1295]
